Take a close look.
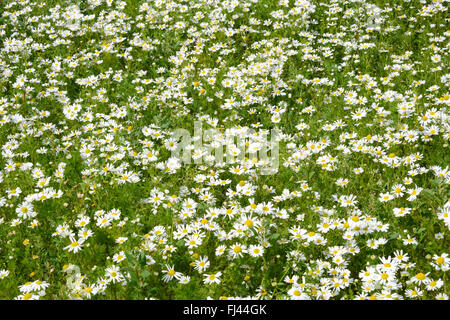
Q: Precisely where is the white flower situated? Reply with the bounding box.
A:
[203,272,222,284]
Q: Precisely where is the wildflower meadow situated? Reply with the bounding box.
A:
[0,0,449,300]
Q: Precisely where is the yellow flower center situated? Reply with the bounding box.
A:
[416,273,425,281]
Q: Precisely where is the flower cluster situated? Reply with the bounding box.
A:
[0,0,448,300]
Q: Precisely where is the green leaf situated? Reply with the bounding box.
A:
[141,269,150,279]
[128,269,138,283]
[417,227,426,234]
[125,252,135,262]
[388,233,399,240]
[270,233,280,240]
[422,189,435,201]
[128,279,138,287]
[176,240,184,247]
